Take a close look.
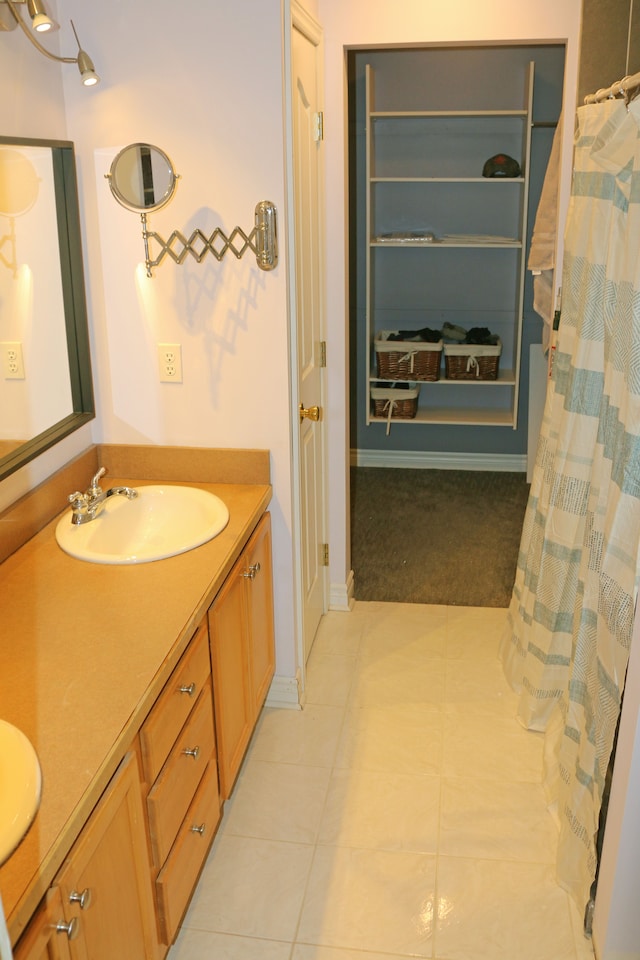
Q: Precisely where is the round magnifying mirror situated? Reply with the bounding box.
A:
[107,143,177,213]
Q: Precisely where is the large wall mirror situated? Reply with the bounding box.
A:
[0,136,94,482]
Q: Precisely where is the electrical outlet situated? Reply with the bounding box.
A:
[1,341,25,379]
[157,343,183,383]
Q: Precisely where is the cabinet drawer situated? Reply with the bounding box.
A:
[140,621,211,784]
[155,759,221,945]
[147,682,215,867]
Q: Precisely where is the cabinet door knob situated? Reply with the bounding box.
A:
[182,745,200,759]
[68,888,92,910]
[56,918,80,940]
[243,562,261,580]
[190,823,206,836]
[179,682,196,697]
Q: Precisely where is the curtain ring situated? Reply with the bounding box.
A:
[618,77,633,106]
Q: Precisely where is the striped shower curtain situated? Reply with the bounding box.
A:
[501,96,640,913]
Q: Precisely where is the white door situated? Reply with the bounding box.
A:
[291,6,327,663]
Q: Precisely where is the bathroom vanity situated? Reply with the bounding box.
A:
[0,445,275,958]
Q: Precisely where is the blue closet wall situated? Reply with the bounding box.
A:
[348,44,566,461]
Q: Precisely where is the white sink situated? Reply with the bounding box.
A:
[55,485,229,565]
[0,721,42,866]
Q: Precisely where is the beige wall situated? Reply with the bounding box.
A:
[0,0,299,683]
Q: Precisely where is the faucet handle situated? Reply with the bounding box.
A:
[68,491,86,507]
[88,467,107,497]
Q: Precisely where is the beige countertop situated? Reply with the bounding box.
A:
[0,446,271,945]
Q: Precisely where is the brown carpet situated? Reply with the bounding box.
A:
[350,467,529,607]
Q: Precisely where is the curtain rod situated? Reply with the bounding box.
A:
[584,69,640,104]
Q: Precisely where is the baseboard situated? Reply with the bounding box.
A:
[329,570,355,611]
[265,673,302,710]
[351,449,527,472]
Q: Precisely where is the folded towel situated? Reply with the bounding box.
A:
[464,326,499,346]
[442,322,467,342]
[388,327,441,343]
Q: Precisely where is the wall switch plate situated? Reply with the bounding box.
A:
[157,343,183,383]
[1,341,25,379]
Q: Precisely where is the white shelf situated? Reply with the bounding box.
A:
[370,407,516,427]
[370,238,522,248]
[370,109,529,119]
[364,60,534,433]
[371,176,525,183]
[370,370,517,386]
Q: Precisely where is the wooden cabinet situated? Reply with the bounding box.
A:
[208,554,252,799]
[12,508,272,958]
[52,751,157,960]
[365,57,534,430]
[15,621,222,960]
[139,620,220,949]
[209,512,275,799]
[13,889,72,960]
[246,513,276,717]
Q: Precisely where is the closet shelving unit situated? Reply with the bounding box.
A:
[365,61,534,429]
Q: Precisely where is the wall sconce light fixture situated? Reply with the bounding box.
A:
[0,0,99,86]
[26,0,52,32]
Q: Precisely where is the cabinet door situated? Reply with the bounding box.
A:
[245,513,275,716]
[13,888,72,960]
[208,557,252,799]
[56,751,157,960]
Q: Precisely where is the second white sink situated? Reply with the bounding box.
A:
[55,485,229,564]
[0,720,41,866]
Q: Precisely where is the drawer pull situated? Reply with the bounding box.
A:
[68,888,92,910]
[243,562,261,580]
[190,823,206,836]
[179,682,197,697]
[182,745,200,759]
[56,918,80,940]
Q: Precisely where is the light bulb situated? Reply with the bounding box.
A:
[77,48,99,86]
[27,0,53,32]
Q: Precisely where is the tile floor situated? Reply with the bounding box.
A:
[169,601,596,960]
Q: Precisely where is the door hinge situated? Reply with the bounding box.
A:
[313,111,324,142]
[319,340,327,367]
[321,543,329,566]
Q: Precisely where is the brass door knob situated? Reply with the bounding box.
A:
[299,404,321,423]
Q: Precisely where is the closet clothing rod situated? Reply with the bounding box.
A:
[584,69,640,104]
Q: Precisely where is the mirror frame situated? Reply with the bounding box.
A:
[0,136,94,482]
[107,143,178,213]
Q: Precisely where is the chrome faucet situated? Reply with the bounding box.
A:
[67,467,138,525]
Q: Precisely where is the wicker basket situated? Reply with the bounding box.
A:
[371,383,420,433]
[443,340,502,380]
[375,332,442,381]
